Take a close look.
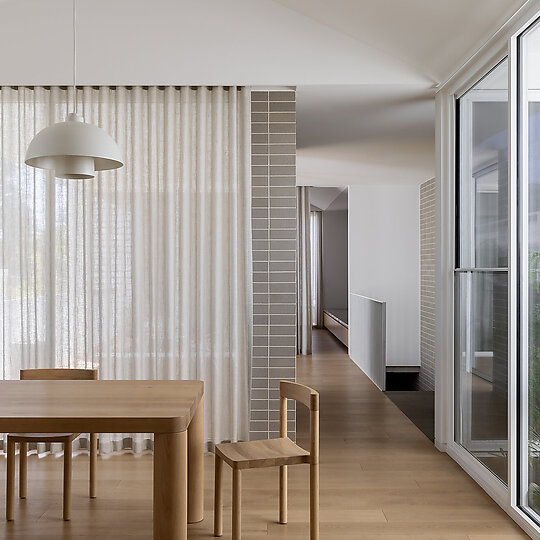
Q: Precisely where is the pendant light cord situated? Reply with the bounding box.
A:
[72,0,77,115]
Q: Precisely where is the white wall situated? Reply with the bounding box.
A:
[322,210,348,310]
[348,184,420,367]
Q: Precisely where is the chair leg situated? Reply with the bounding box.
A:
[6,438,15,521]
[63,439,73,521]
[214,455,223,537]
[279,465,287,524]
[89,433,97,498]
[19,442,28,499]
[310,463,319,540]
[232,469,241,540]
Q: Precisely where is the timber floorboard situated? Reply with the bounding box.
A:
[0,329,530,538]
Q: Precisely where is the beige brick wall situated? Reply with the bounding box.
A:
[419,178,435,391]
[250,90,297,440]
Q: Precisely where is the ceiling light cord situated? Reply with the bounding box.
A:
[24,0,124,178]
[72,0,77,115]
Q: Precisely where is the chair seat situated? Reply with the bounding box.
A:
[8,433,78,443]
[215,437,310,470]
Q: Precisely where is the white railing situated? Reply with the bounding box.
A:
[349,293,386,390]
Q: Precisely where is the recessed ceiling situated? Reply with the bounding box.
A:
[296,84,435,186]
[310,186,348,211]
[297,85,434,149]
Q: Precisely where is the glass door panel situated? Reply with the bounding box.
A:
[519,17,540,516]
[455,271,508,482]
[455,59,509,484]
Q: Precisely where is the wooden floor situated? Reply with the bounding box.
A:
[0,329,530,538]
[385,390,434,441]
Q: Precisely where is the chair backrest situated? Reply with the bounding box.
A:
[20,368,98,381]
[280,380,319,464]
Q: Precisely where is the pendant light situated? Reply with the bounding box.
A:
[25,0,123,179]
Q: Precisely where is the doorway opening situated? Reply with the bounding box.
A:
[309,186,349,349]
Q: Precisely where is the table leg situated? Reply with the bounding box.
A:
[6,438,15,521]
[188,395,204,523]
[154,431,187,540]
[19,442,28,499]
[89,433,97,498]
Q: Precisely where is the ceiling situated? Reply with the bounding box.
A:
[325,188,349,211]
[0,0,529,187]
[0,0,426,86]
[290,0,528,187]
[296,84,435,186]
[274,0,527,83]
[310,187,348,211]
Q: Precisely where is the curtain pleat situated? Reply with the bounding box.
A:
[296,186,312,355]
[0,86,252,455]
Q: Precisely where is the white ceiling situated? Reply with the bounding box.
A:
[325,189,348,211]
[0,0,426,86]
[0,0,528,187]
[310,186,348,211]
[274,0,527,83]
[296,84,435,186]
[290,0,527,187]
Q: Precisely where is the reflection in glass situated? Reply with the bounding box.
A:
[523,18,540,516]
[455,59,508,484]
[455,272,508,482]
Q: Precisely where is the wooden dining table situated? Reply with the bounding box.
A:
[0,379,204,540]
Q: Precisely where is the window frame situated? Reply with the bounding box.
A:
[453,61,510,484]
[436,2,540,538]
[515,15,540,524]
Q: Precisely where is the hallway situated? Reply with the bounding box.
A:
[295,329,528,539]
[0,329,530,538]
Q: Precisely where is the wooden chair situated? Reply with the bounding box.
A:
[214,381,319,540]
[6,368,98,522]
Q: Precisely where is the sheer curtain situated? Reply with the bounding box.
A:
[0,86,252,454]
[296,186,311,354]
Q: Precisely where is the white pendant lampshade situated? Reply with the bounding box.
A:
[25,0,123,179]
[25,113,124,179]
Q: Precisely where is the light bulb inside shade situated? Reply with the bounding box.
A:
[25,113,124,179]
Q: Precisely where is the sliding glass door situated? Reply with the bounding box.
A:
[455,59,509,483]
[519,17,540,518]
[443,8,540,536]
